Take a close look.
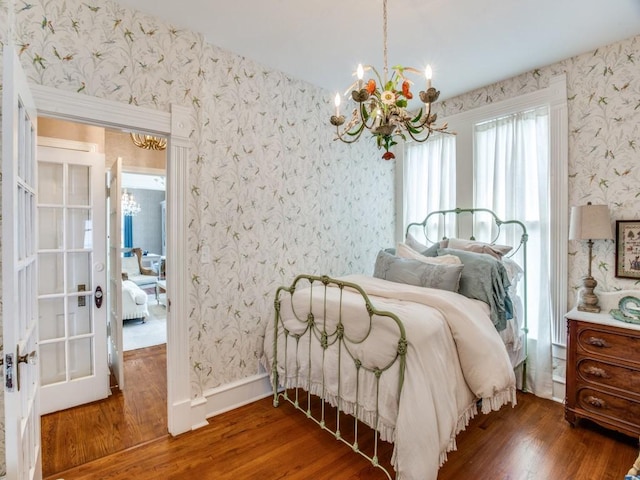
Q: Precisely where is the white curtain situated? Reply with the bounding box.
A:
[404,135,456,243]
[474,106,553,399]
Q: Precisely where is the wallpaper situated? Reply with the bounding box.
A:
[1,0,638,472]
[10,0,395,400]
[437,34,640,308]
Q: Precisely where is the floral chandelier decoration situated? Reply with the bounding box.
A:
[330,0,451,160]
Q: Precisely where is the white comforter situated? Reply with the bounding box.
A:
[262,274,516,480]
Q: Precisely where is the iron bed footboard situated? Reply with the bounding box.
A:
[271,274,407,479]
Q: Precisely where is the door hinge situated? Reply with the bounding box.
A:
[106,186,111,197]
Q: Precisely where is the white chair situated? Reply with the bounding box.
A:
[122,280,149,322]
[121,248,157,289]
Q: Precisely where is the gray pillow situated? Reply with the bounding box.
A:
[373,250,463,292]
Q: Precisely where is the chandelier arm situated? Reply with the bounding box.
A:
[354,101,380,131]
[403,123,433,143]
[335,123,367,144]
[409,103,441,132]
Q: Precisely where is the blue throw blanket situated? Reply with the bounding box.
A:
[438,248,513,331]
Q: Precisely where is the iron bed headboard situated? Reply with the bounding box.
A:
[406,207,529,390]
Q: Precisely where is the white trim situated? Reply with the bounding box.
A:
[32,85,169,133]
[199,373,273,425]
[31,84,192,436]
[394,145,406,243]
[37,136,98,152]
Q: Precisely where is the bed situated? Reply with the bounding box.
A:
[261,208,528,480]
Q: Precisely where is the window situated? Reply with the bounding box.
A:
[474,106,550,340]
[400,75,568,398]
[403,134,456,243]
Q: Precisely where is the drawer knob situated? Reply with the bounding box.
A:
[588,337,609,348]
[585,366,609,378]
[585,395,606,408]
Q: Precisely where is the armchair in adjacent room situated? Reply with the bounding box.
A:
[121,247,157,289]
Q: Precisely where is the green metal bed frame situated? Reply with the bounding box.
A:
[272,274,407,479]
[270,207,528,478]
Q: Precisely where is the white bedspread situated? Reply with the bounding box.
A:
[262,274,516,480]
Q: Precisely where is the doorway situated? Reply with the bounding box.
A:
[36,118,169,473]
[121,170,168,351]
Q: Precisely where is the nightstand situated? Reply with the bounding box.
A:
[565,308,640,438]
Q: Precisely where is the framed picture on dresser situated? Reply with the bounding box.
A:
[615,220,640,278]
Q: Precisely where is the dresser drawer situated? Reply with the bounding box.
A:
[577,325,640,365]
[576,356,640,394]
[576,386,640,428]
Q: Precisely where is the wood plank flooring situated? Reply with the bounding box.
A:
[43,346,640,480]
[42,344,168,477]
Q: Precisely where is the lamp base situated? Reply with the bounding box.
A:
[577,304,601,313]
[577,275,601,313]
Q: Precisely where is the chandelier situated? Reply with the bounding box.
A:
[130,133,167,151]
[330,0,451,160]
[121,190,141,216]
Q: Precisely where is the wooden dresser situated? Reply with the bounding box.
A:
[565,308,640,438]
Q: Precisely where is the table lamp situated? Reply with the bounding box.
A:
[569,202,613,312]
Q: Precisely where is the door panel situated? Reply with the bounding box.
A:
[108,157,125,389]
[2,44,42,480]
[37,146,108,415]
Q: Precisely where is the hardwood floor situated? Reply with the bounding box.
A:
[42,344,168,477]
[43,348,640,480]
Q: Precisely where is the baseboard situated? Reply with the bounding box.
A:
[552,342,566,403]
[189,373,273,428]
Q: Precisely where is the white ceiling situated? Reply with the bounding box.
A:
[116,0,640,101]
[122,172,166,191]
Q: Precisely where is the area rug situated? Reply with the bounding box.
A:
[123,297,166,351]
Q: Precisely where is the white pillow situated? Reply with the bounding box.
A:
[396,243,462,265]
[447,238,512,259]
[405,232,429,252]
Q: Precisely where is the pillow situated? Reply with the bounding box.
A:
[502,257,524,291]
[437,248,512,331]
[405,232,439,257]
[396,242,462,265]
[373,250,463,292]
[447,238,513,260]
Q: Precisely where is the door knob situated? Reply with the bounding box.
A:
[16,347,37,392]
[18,350,37,365]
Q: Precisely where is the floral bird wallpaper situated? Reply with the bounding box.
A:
[0,0,639,475]
[9,0,396,398]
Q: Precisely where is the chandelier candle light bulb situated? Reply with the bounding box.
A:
[329,0,452,160]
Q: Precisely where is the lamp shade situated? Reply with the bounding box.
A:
[569,204,613,240]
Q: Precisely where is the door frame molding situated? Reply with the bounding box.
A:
[32,84,192,435]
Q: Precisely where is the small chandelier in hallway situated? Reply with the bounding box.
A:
[122,190,141,217]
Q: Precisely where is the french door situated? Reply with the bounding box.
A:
[36,145,109,414]
[2,44,42,480]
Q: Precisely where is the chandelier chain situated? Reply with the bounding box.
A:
[383,0,388,84]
